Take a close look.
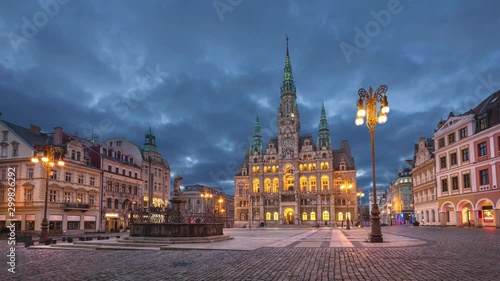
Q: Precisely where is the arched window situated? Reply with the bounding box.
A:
[300,177,308,192]
[309,176,317,192]
[312,164,316,170]
[322,211,330,221]
[76,151,81,161]
[114,199,119,209]
[302,212,308,221]
[338,212,343,221]
[273,212,279,221]
[272,178,279,193]
[272,166,277,173]
[321,176,329,191]
[107,198,112,208]
[240,213,245,221]
[71,150,75,160]
[285,174,294,191]
[264,178,271,193]
[308,163,312,171]
[310,212,316,221]
[266,212,271,220]
[117,151,121,161]
[252,179,260,193]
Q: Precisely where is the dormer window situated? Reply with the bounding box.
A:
[339,158,346,171]
[2,131,8,141]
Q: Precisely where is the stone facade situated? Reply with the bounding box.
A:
[234,39,357,227]
[412,137,439,226]
[0,123,101,234]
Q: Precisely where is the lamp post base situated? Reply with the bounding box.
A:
[368,203,383,243]
[39,218,50,244]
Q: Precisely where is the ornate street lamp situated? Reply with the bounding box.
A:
[357,191,365,227]
[218,198,224,216]
[355,85,389,243]
[200,191,213,213]
[340,181,353,230]
[31,144,65,244]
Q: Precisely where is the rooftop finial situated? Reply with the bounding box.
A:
[286,35,289,56]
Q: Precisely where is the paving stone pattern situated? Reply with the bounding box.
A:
[3,226,500,280]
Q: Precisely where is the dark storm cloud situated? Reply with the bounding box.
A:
[1,0,500,195]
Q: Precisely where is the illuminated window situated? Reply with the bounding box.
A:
[338,212,343,221]
[310,212,316,221]
[264,178,271,193]
[302,212,307,221]
[321,176,329,191]
[309,176,317,192]
[266,212,271,220]
[300,177,307,192]
[272,178,279,193]
[273,212,279,221]
[322,211,330,221]
[252,179,260,193]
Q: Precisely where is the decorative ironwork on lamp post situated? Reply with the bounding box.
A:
[355,85,389,243]
[357,191,365,227]
[341,180,353,230]
[31,144,65,244]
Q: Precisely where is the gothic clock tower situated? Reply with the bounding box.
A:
[278,37,300,159]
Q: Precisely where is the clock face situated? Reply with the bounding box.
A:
[283,138,293,149]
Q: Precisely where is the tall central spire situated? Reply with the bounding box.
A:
[318,101,331,149]
[281,36,296,96]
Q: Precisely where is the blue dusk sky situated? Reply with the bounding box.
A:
[1,0,499,196]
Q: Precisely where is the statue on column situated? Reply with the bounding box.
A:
[173,175,183,197]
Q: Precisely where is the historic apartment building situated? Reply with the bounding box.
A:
[0,120,101,234]
[140,129,171,210]
[0,113,172,234]
[412,137,439,226]
[234,39,357,227]
[434,90,500,227]
[89,138,144,232]
[386,167,414,225]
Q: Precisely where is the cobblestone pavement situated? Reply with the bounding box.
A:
[2,226,500,280]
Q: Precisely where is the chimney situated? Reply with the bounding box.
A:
[30,125,41,135]
[53,127,63,145]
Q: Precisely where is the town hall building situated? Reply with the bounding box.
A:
[234,39,358,227]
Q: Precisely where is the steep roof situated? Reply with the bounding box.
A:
[1,120,51,147]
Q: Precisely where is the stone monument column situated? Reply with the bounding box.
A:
[171,175,187,223]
